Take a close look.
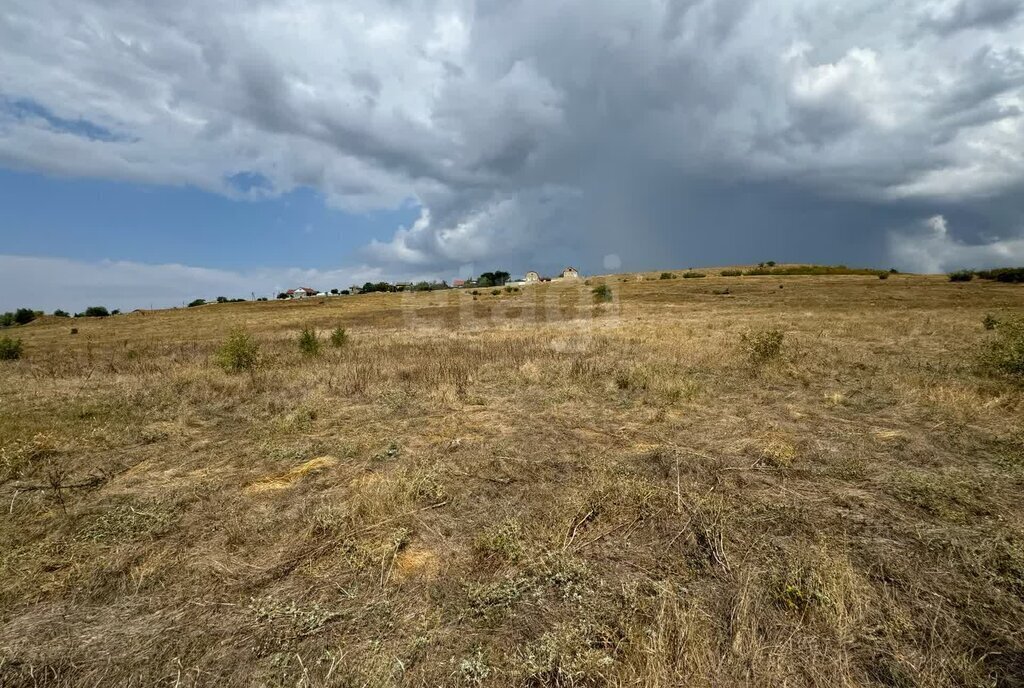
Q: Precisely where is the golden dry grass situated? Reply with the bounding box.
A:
[1,272,1023,686]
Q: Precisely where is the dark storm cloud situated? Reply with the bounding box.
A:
[1,0,1023,278]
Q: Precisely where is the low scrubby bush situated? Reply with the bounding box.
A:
[188,299,206,307]
[742,329,784,364]
[949,270,973,282]
[53,309,69,317]
[215,328,259,373]
[720,269,743,277]
[682,271,706,279]
[298,326,321,356]
[660,272,674,280]
[592,284,612,302]
[878,272,889,280]
[83,306,110,317]
[0,336,23,361]
[330,326,348,348]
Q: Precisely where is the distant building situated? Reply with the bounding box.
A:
[525,271,540,283]
[287,287,318,298]
[453,279,466,288]
[560,267,580,280]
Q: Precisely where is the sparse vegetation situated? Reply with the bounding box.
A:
[52,309,69,317]
[188,299,206,307]
[949,269,974,282]
[0,335,23,360]
[659,272,674,279]
[329,325,348,348]
[2,272,1023,686]
[720,269,743,277]
[742,328,784,363]
[297,326,321,356]
[215,327,260,372]
[682,271,706,278]
[82,306,110,317]
[591,283,612,302]
[746,264,881,276]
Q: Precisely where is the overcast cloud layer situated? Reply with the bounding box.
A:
[2,0,1024,310]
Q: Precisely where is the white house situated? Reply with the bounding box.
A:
[560,267,580,280]
[525,271,540,283]
[287,287,318,298]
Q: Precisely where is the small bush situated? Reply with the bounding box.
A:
[949,270,974,282]
[215,328,259,373]
[660,272,674,280]
[592,284,612,302]
[53,309,69,317]
[14,308,36,325]
[983,314,1000,331]
[682,271,706,279]
[720,269,743,277]
[980,317,1024,379]
[0,336,23,361]
[742,329,784,364]
[878,272,889,280]
[84,306,110,317]
[491,289,501,296]
[298,326,321,357]
[188,299,206,307]
[329,326,348,348]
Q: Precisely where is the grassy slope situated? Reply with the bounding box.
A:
[1,273,1023,687]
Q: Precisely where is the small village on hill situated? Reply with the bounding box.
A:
[276,266,582,300]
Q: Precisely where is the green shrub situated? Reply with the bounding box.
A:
[329,326,348,348]
[53,309,69,317]
[720,269,743,277]
[682,271,706,279]
[742,329,784,364]
[298,326,321,357]
[983,314,1000,331]
[0,336,23,361]
[660,272,674,280]
[980,317,1024,379]
[188,299,206,307]
[491,289,501,296]
[215,328,259,373]
[14,308,36,325]
[83,306,110,317]
[592,284,612,302]
[878,272,889,280]
[976,267,1024,283]
[949,270,974,282]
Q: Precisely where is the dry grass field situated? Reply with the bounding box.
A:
[1,271,1023,687]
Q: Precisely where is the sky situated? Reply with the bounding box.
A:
[1,0,1023,312]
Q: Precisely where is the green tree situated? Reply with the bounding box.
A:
[84,306,110,317]
[188,299,206,308]
[53,309,70,317]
